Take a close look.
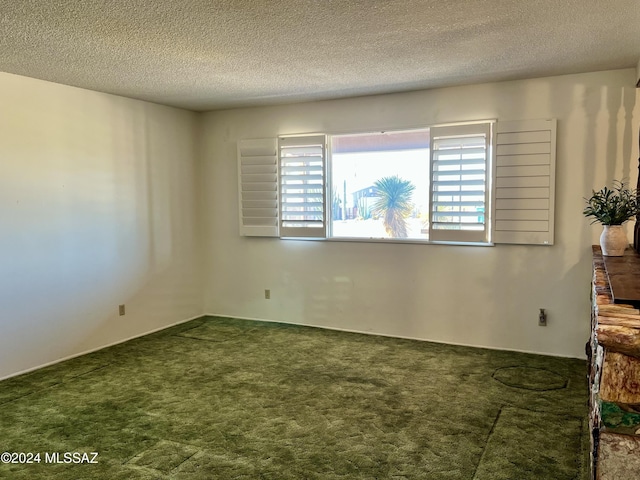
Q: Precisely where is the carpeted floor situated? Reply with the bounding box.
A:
[0,316,589,479]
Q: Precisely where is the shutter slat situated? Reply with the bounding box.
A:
[240,155,278,166]
[282,221,324,228]
[497,153,550,167]
[497,165,550,177]
[434,201,485,207]
[242,208,278,218]
[434,169,486,177]
[242,191,277,201]
[433,147,487,157]
[497,131,551,144]
[496,176,550,188]
[433,179,486,187]
[281,166,322,174]
[242,200,278,209]
[496,187,550,199]
[242,164,277,174]
[497,143,551,156]
[242,173,278,183]
[281,193,323,200]
[242,217,278,227]
[434,159,487,167]
[433,191,486,198]
[282,175,323,182]
[496,220,549,232]
[433,212,486,219]
[495,209,549,221]
[496,198,550,210]
[282,202,323,209]
[241,182,278,192]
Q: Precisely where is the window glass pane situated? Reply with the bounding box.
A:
[330,129,430,240]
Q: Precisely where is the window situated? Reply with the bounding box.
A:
[238,118,556,245]
[330,129,431,240]
[326,123,491,243]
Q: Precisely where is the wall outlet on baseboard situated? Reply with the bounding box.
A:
[119,304,126,316]
[265,289,271,300]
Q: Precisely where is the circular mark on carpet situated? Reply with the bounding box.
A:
[492,366,567,391]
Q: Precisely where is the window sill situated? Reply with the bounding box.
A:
[281,236,494,247]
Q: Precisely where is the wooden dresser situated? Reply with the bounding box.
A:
[589,246,640,479]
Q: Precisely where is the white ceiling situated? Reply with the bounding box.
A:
[1,1,638,112]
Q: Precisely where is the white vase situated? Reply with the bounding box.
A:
[600,225,628,256]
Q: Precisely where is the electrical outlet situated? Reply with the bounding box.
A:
[538,308,547,326]
[265,289,271,300]
[119,304,125,316]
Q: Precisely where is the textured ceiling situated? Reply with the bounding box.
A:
[1,0,638,112]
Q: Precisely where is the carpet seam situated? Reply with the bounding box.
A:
[172,320,209,336]
[471,405,504,479]
[0,364,112,406]
[0,391,35,406]
[174,334,240,343]
[169,449,201,474]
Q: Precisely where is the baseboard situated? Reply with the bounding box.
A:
[3,311,582,383]
[204,312,584,360]
[0,313,207,382]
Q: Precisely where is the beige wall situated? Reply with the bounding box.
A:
[0,73,203,379]
[1,68,637,378]
[201,69,639,358]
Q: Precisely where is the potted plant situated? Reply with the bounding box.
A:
[583,180,640,256]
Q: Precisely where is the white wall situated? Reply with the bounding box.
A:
[1,68,636,378]
[201,69,640,359]
[0,73,203,379]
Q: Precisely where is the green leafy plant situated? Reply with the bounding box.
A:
[583,181,640,225]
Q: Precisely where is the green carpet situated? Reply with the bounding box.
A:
[0,316,589,479]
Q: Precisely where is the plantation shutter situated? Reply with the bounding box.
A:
[493,119,556,245]
[279,135,327,238]
[429,123,491,243]
[237,138,279,237]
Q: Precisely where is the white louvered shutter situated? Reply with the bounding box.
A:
[279,135,327,238]
[493,119,556,245]
[429,123,491,243]
[237,138,279,237]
